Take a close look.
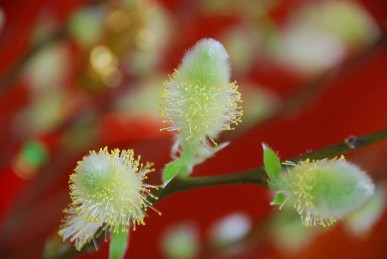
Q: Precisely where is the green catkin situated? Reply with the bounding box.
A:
[271,157,374,227]
[160,38,243,147]
[59,147,159,250]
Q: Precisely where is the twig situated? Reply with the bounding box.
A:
[153,128,387,200]
[279,32,387,116]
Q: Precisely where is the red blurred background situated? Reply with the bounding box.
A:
[0,0,386,258]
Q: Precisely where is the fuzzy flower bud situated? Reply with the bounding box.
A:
[160,38,243,146]
[59,147,159,250]
[271,157,374,227]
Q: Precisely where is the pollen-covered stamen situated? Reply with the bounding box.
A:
[160,71,242,144]
[59,206,104,251]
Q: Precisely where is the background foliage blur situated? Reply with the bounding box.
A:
[0,0,387,258]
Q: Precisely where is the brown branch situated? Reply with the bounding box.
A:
[279,32,387,116]
[152,128,387,202]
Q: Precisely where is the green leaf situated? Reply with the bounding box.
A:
[162,160,189,187]
[270,192,286,206]
[262,144,282,181]
[194,142,229,166]
[109,231,129,259]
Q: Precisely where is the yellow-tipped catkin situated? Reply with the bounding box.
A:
[59,147,159,250]
[272,157,375,227]
[160,38,243,146]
